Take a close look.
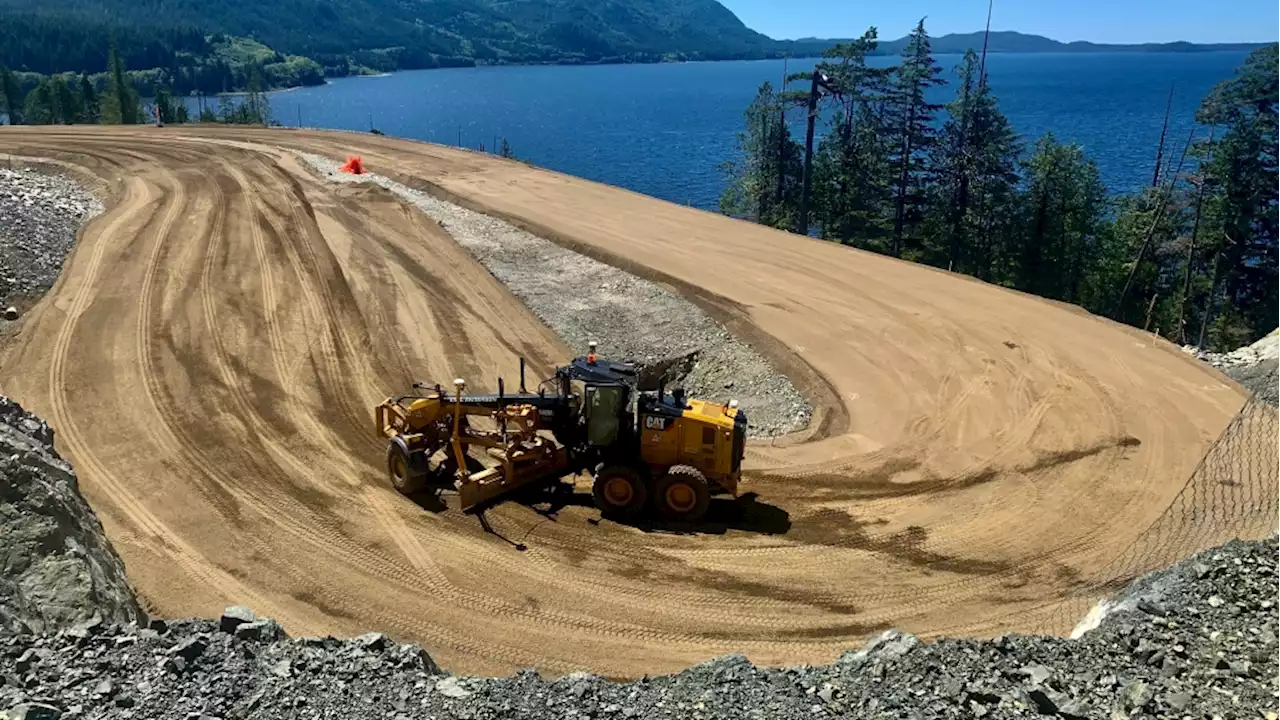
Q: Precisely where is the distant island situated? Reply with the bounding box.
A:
[0,0,1272,98]
[785,30,1271,56]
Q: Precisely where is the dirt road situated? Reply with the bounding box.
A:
[0,126,1250,677]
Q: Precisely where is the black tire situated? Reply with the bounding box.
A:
[387,440,426,495]
[654,465,711,522]
[592,465,648,519]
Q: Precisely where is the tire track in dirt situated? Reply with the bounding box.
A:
[0,126,1250,677]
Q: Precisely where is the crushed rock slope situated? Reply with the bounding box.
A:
[0,396,144,635]
[0,410,1274,720]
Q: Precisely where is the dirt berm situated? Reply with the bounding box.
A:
[0,126,1259,678]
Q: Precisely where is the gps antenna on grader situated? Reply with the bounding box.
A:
[374,344,748,523]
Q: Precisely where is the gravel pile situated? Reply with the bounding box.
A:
[0,166,102,309]
[1185,329,1279,406]
[3,464,1274,720]
[1224,359,1279,407]
[0,396,143,636]
[296,153,811,437]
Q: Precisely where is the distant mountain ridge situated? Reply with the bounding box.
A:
[784,30,1271,56]
[0,0,1270,96]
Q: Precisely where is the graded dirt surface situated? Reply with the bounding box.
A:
[0,126,1253,678]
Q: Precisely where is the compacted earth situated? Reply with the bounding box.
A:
[1,406,1274,719]
[1,331,1275,719]
[0,128,1270,687]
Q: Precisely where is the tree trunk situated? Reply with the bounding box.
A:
[1197,250,1223,349]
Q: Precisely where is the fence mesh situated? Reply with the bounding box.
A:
[1031,393,1279,635]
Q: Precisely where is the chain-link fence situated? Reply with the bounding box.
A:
[1031,393,1280,635]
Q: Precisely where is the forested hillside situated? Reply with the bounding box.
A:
[722,25,1278,351]
[0,0,776,77]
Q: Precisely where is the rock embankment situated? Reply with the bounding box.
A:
[0,540,1272,719]
[1186,329,1279,406]
[0,166,102,310]
[297,152,812,438]
[0,396,143,636]
[1,418,1273,720]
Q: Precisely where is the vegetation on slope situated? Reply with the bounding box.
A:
[722,24,1277,351]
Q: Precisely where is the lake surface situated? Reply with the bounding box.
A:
[255,52,1250,210]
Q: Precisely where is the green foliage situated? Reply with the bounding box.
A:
[720,81,803,232]
[886,19,945,257]
[1013,134,1111,302]
[0,0,787,88]
[100,43,141,124]
[154,86,175,124]
[0,66,22,123]
[1189,44,1278,347]
[22,78,58,124]
[727,26,1277,352]
[921,50,1020,276]
[78,73,98,123]
[805,30,893,246]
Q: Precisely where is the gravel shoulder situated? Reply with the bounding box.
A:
[1185,329,1279,407]
[296,152,812,438]
[0,164,102,312]
[2,530,1273,720]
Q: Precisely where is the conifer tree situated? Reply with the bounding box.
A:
[885,19,945,258]
[79,74,100,123]
[102,43,138,124]
[23,79,58,125]
[52,75,79,124]
[720,81,803,230]
[923,50,1020,276]
[0,66,22,124]
[807,29,894,246]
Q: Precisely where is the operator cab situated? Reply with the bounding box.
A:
[557,342,639,449]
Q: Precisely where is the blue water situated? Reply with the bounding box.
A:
[252,52,1249,210]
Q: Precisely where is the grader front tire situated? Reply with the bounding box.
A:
[387,440,426,495]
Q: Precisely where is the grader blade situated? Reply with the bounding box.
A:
[456,444,569,511]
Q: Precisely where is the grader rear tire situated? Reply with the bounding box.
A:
[387,440,426,495]
[654,465,711,522]
[592,465,648,519]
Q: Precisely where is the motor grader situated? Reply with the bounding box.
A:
[374,343,747,522]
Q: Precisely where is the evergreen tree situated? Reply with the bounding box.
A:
[923,50,1020,277]
[720,81,803,230]
[79,74,100,123]
[22,79,58,125]
[1015,134,1109,301]
[807,29,894,246]
[885,19,945,258]
[155,86,174,124]
[175,102,190,123]
[245,67,271,125]
[51,75,79,124]
[1191,44,1278,349]
[102,43,138,124]
[1106,186,1194,330]
[1,66,22,124]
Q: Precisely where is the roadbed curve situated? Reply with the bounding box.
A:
[0,125,1253,679]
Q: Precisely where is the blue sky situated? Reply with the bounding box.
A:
[718,0,1280,44]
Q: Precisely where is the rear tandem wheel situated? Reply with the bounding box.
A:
[592,465,648,519]
[654,464,711,522]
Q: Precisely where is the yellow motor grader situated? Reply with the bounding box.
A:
[374,344,747,522]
